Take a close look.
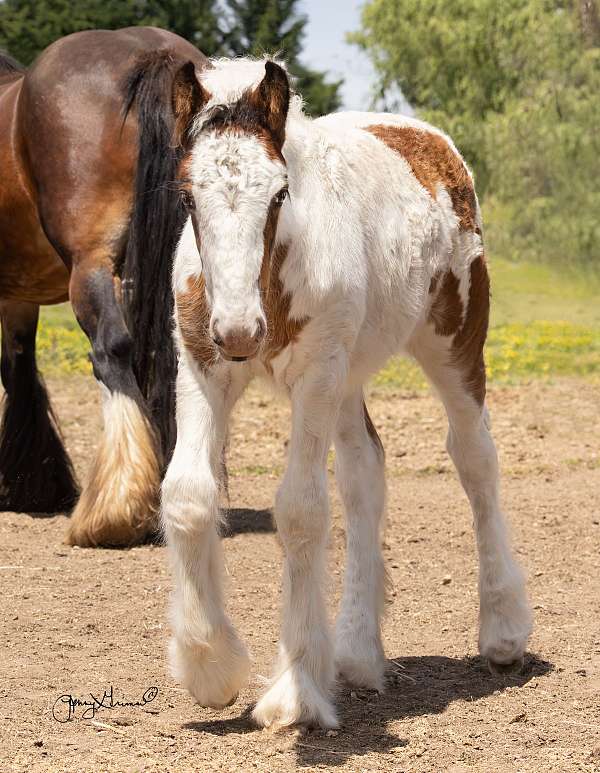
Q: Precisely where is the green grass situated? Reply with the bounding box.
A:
[36,258,600,385]
[488,258,600,328]
[38,306,92,376]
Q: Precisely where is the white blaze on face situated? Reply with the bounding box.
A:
[188,131,287,343]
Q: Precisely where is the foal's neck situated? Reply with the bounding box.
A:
[282,103,318,183]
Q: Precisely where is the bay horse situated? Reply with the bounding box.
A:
[158,58,533,728]
[0,28,208,546]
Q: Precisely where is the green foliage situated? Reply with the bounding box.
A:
[223,0,342,115]
[484,45,600,270]
[350,0,600,269]
[348,0,527,190]
[0,0,223,64]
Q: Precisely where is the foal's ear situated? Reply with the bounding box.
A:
[251,61,290,147]
[172,61,210,148]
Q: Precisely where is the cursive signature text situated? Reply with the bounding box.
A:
[52,685,159,723]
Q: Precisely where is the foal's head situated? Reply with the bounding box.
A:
[172,58,291,361]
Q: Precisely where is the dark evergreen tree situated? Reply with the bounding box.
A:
[223,0,342,116]
[0,0,223,65]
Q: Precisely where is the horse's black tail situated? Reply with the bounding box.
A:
[121,50,188,462]
[0,51,25,74]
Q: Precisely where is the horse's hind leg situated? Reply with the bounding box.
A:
[0,300,79,512]
[66,262,160,547]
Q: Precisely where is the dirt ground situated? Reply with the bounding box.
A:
[1,376,599,773]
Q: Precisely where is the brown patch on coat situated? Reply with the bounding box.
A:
[450,256,489,405]
[428,271,464,337]
[363,401,385,459]
[426,258,489,405]
[260,243,308,369]
[365,124,478,232]
[259,201,309,369]
[176,273,218,369]
[257,130,286,163]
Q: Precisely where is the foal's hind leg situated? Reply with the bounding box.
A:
[410,322,532,673]
[66,262,160,547]
[0,300,79,512]
[333,390,388,691]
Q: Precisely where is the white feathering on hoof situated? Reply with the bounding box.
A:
[66,385,160,547]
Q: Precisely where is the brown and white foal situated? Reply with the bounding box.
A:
[161,58,533,729]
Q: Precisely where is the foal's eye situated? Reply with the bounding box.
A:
[273,187,288,207]
[181,190,196,211]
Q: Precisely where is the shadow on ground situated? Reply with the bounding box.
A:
[183,652,552,768]
[220,507,275,537]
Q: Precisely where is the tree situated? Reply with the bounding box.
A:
[152,0,223,54]
[348,0,534,191]
[223,0,342,116]
[350,0,600,269]
[0,0,223,65]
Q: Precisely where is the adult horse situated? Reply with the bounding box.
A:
[0,28,207,546]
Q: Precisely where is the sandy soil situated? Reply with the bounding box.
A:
[1,376,599,772]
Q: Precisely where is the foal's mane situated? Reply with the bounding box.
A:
[0,51,24,75]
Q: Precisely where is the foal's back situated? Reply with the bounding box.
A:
[314,110,482,269]
[305,110,484,376]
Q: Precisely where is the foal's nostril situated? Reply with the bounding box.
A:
[254,318,266,341]
[211,319,224,348]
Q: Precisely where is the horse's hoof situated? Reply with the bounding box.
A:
[487,656,524,676]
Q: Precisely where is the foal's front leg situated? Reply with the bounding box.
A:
[162,355,251,708]
[253,357,346,730]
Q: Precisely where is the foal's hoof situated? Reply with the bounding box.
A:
[252,667,338,730]
[487,656,524,676]
[170,628,250,710]
[198,692,239,711]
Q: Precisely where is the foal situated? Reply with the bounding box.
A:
[161,58,533,729]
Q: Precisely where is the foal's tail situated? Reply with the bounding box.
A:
[121,50,187,462]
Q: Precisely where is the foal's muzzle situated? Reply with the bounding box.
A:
[211,318,266,361]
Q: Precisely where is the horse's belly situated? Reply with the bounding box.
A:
[0,79,69,305]
[0,254,69,304]
[0,218,70,305]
